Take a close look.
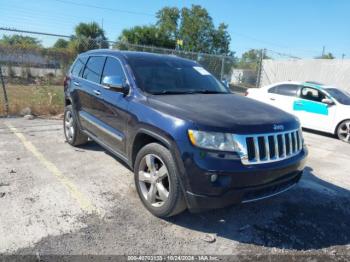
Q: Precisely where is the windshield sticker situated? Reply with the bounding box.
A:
[193,66,211,75]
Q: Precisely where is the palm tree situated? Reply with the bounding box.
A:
[71,22,109,53]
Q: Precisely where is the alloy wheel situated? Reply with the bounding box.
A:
[138,154,170,207]
[338,121,350,143]
[64,111,75,141]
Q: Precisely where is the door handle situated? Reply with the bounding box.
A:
[93,90,101,96]
[270,97,276,101]
[73,81,80,86]
[295,102,303,106]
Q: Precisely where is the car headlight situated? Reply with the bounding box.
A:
[188,130,238,151]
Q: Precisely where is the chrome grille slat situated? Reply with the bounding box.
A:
[264,136,270,160]
[253,137,260,161]
[282,134,286,157]
[293,131,297,153]
[274,135,279,159]
[297,130,302,150]
[239,128,303,165]
[288,132,292,155]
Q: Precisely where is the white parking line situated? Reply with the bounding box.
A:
[5,122,101,217]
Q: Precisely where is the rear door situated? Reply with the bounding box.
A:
[266,84,300,114]
[69,56,87,112]
[76,56,107,138]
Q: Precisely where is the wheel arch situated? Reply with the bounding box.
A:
[131,128,172,169]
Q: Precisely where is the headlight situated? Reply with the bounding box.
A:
[188,130,238,151]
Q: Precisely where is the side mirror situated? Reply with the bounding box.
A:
[102,76,129,95]
[322,98,334,106]
[221,79,229,88]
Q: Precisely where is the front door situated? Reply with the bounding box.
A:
[97,56,130,154]
[293,87,336,132]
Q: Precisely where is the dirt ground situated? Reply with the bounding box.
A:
[0,118,349,261]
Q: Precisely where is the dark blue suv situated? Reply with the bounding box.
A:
[64,50,307,217]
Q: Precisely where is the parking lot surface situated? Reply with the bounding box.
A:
[0,118,349,259]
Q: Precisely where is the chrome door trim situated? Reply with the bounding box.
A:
[79,111,123,142]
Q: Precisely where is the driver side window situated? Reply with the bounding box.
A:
[102,57,126,80]
[300,87,326,103]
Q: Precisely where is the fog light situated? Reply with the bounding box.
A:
[210,174,218,182]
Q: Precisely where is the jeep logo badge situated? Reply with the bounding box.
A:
[273,124,284,131]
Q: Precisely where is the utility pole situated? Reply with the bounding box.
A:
[256,49,265,88]
[322,46,325,57]
[0,65,9,116]
[342,54,346,60]
[220,56,225,81]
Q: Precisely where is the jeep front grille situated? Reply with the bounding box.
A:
[235,129,303,165]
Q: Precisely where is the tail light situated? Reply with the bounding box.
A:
[244,91,249,96]
[63,75,70,90]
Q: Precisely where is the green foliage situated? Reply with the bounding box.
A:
[118,5,232,55]
[316,52,335,59]
[53,38,69,49]
[71,22,109,53]
[116,25,176,49]
[75,22,106,39]
[239,49,270,70]
[0,34,42,48]
[210,23,231,55]
[156,7,180,40]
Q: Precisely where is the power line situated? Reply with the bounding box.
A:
[229,30,321,56]
[0,27,71,38]
[51,0,154,17]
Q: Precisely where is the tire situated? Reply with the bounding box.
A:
[64,105,88,146]
[134,143,187,217]
[336,120,350,143]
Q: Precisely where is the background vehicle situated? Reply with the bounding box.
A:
[64,50,307,217]
[247,81,350,143]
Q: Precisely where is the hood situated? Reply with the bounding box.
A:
[147,93,299,134]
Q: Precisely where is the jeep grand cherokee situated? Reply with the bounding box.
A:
[63,50,307,217]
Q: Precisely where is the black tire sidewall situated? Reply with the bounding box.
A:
[134,143,184,217]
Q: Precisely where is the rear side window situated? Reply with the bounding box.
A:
[82,56,106,83]
[102,57,125,80]
[71,57,87,77]
[268,84,299,97]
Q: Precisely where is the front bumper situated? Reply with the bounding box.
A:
[186,170,302,212]
[174,141,307,212]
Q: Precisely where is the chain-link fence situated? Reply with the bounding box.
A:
[0,29,263,117]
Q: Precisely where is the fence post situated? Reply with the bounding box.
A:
[220,56,225,81]
[0,65,9,116]
[256,49,265,88]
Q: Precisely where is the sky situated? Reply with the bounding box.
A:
[1,0,349,58]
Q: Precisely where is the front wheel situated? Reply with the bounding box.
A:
[134,143,186,217]
[336,120,350,143]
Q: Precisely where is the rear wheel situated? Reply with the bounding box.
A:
[64,105,88,146]
[337,120,350,143]
[134,143,186,217]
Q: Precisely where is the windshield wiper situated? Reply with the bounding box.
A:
[151,90,197,95]
[151,90,228,95]
[192,90,228,94]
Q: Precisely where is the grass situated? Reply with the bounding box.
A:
[0,84,64,116]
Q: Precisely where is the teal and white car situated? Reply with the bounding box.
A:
[246,81,350,143]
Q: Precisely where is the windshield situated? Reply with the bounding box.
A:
[326,88,350,105]
[127,56,229,95]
